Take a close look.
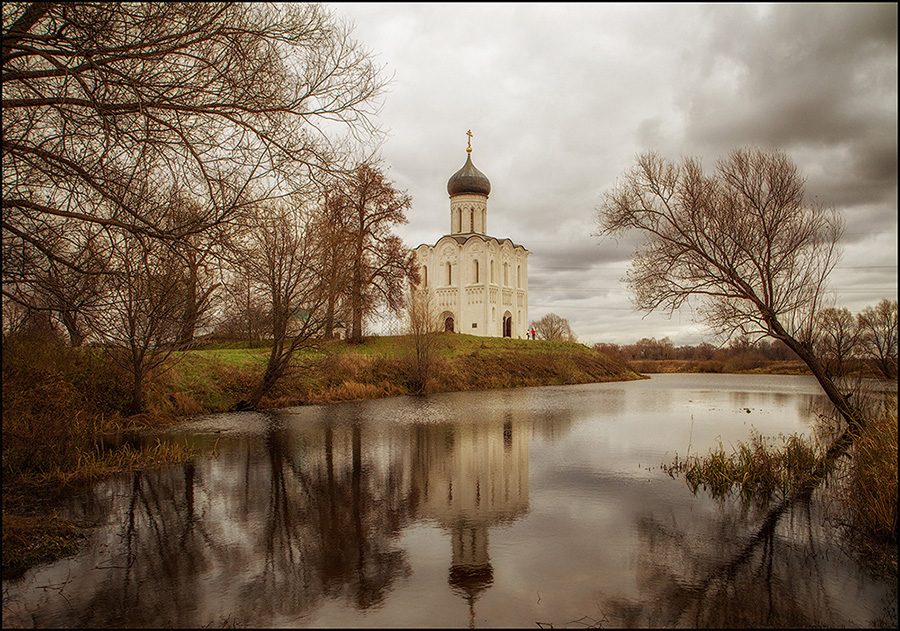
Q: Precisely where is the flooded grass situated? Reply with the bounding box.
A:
[840,398,898,544]
[2,512,85,580]
[665,395,898,573]
[665,430,824,502]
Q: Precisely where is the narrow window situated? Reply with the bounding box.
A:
[447,262,452,285]
[470,208,474,232]
[474,259,479,283]
[423,265,428,288]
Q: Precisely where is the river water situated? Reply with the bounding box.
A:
[2,374,896,627]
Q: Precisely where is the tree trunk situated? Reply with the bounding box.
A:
[349,260,364,344]
[770,318,864,432]
[323,295,335,340]
[177,291,198,349]
[59,310,83,347]
[129,367,145,415]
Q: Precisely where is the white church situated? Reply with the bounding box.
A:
[413,133,530,338]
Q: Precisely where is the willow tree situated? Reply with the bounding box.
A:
[597,148,862,431]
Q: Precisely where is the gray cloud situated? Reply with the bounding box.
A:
[330,2,897,346]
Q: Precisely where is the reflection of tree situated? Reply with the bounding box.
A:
[602,484,887,628]
[66,465,230,627]
[233,421,414,623]
[12,406,540,628]
[26,416,415,627]
[532,408,580,443]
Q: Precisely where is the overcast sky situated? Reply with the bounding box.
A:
[326,2,898,346]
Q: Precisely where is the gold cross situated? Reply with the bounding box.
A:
[466,129,473,152]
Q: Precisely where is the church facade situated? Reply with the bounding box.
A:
[413,136,530,338]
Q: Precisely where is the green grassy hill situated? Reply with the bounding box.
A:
[167,333,643,413]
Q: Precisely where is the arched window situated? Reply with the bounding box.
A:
[490,260,495,284]
[470,208,474,232]
[473,259,479,283]
[447,261,452,285]
[422,265,428,288]
[516,265,521,287]
[503,263,508,286]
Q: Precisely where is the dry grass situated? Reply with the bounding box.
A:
[665,431,823,503]
[2,512,84,579]
[842,398,898,543]
[666,396,898,554]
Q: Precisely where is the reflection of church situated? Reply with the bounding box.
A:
[411,414,530,626]
[413,132,530,338]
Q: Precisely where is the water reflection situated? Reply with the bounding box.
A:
[3,376,893,628]
[602,486,896,628]
[3,401,536,628]
[409,414,530,626]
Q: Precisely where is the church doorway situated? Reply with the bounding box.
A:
[440,311,455,333]
[502,312,512,338]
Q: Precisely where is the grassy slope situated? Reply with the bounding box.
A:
[162,333,643,412]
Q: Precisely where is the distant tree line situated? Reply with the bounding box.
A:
[593,299,896,379]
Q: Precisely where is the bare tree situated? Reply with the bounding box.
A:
[530,313,576,342]
[405,285,440,394]
[165,195,227,349]
[216,268,271,346]
[90,230,189,414]
[815,307,860,378]
[3,2,386,279]
[2,223,109,346]
[233,203,327,410]
[597,148,861,429]
[857,299,898,379]
[330,163,418,344]
[309,188,355,340]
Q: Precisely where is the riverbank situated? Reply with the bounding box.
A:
[2,333,640,577]
[625,358,813,375]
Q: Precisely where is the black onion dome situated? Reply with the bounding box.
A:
[447,152,491,197]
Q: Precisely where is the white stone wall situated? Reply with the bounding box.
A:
[414,234,529,338]
[449,194,488,235]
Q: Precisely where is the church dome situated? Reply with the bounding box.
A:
[447,152,491,197]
